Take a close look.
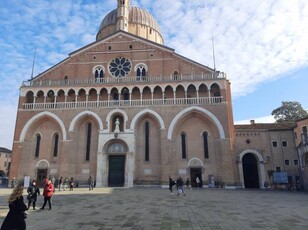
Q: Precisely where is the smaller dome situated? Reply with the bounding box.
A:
[99,9,117,31]
[96,6,164,44]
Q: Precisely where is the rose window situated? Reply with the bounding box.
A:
[109,57,132,77]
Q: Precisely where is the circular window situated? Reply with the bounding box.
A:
[109,57,131,77]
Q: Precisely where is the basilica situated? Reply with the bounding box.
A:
[10,0,306,189]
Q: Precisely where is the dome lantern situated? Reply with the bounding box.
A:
[117,0,130,32]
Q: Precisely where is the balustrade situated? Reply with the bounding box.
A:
[22,96,223,110]
[22,72,226,87]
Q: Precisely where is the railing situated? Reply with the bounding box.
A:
[22,96,223,110]
[22,72,226,87]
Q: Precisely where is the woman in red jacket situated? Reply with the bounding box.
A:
[40,179,54,210]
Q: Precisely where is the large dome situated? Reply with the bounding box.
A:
[96,6,164,44]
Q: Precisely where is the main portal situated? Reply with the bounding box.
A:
[108,155,125,187]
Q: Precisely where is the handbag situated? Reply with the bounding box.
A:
[26,194,32,201]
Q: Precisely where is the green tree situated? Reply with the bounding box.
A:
[271,101,308,123]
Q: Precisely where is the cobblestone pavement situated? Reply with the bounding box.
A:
[0,187,307,230]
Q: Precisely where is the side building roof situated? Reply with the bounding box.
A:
[0,147,12,154]
[234,122,296,131]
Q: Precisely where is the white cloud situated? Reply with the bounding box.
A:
[151,0,308,97]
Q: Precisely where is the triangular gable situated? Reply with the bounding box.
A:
[31,31,174,81]
[31,30,215,81]
[31,57,70,81]
[70,30,175,57]
[71,30,215,72]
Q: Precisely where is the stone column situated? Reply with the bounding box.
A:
[33,96,36,109]
[96,151,106,187]
[238,161,245,188]
[129,92,132,106]
[197,90,199,103]
[126,151,135,187]
[259,161,266,188]
[96,131,108,187]
[173,91,176,104]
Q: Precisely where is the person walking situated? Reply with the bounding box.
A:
[69,177,74,191]
[40,179,54,210]
[58,177,63,191]
[1,184,28,230]
[176,177,186,196]
[185,178,190,190]
[51,176,56,186]
[64,177,68,191]
[27,180,40,210]
[196,176,201,188]
[11,177,16,188]
[88,176,94,190]
[168,176,175,194]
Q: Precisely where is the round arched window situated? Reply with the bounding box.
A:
[109,57,131,77]
[108,143,126,153]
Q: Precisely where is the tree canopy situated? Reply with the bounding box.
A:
[271,101,308,123]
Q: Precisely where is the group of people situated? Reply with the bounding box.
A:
[58,176,95,191]
[1,174,97,229]
[169,176,202,196]
[169,176,188,196]
[1,178,55,230]
[58,177,74,191]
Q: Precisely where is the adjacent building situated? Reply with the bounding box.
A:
[294,117,308,189]
[234,121,300,188]
[0,147,12,177]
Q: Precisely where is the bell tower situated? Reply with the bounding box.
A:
[117,0,130,32]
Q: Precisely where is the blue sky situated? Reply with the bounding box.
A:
[0,0,308,149]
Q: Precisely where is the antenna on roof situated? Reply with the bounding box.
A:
[31,46,36,79]
[212,36,216,71]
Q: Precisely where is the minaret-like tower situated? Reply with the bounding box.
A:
[117,0,130,32]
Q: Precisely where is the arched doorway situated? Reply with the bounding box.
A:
[108,155,125,187]
[36,160,49,187]
[190,168,202,188]
[242,153,260,188]
[107,142,127,187]
[188,158,204,188]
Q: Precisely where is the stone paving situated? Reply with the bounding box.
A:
[0,187,307,230]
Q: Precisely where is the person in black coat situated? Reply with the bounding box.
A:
[1,184,28,230]
[27,180,40,210]
[168,176,175,194]
[69,177,74,191]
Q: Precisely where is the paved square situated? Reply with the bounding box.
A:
[0,188,307,229]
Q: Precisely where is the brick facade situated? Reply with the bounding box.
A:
[9,1,303,189]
